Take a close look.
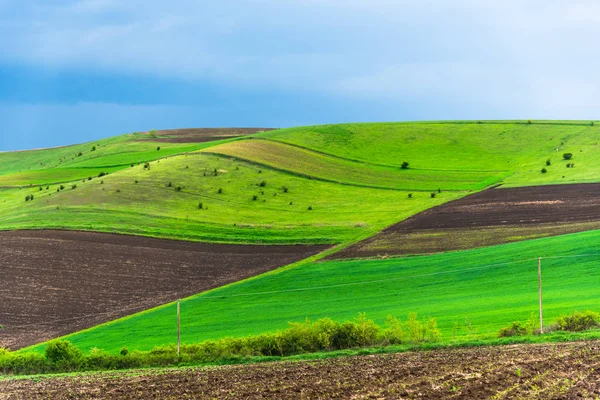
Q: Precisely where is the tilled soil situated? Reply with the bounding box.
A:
[139,128,275,143]
[334,183,600,258]
[0,230,326,350]
[2,341,600,399]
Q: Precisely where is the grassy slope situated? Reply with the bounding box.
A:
[258,121,600,187]
[27,229,600,354]
[0,153,460,244]
[203,139,503,191]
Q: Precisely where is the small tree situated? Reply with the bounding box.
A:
[541,167,547,173]
[401,161,409,169]
[91,145,96,152]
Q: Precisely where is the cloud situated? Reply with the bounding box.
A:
[1,0,600,119]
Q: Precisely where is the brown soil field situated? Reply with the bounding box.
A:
[139,128,275,143]
[2,341,599,399]
[0,230,326,350]
[334,183,600,258]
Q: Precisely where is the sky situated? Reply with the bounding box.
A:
[1,0,600,150]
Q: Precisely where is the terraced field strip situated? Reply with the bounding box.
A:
[335,182,600,258]
[203,139,503,191]
[137,127,274,143]
[0,230,327,350]
[39,229,600,354]
[3,341,600,399]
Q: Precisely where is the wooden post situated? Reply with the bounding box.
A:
[177,300,181,356]
[538,258,544,334]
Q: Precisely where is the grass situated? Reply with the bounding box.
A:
[203,139,504,191]
[258,121,600,187]
[0,153,462,244]
[22,228,600,354]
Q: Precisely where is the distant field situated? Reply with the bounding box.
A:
[204,139,503,191]
[28,229,600,354]
[334,183,600,258]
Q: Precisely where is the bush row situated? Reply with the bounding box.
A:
[498,310,600,337]
[0,313,440,376]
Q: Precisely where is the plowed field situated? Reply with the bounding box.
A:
[141,128,274,143]
[335,183,600,258]
[0,230,326,349]
[2,341,599,399]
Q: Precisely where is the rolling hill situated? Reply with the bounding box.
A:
[3,120,600,356]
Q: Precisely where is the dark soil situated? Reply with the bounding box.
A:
[0,230,326,350]
[139,128,275,143]
[334,183,600,258]
[2,341,600,399]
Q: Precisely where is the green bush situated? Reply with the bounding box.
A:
[546,159,551,166]
[541,167,547,173]
[563,153,573,160]
[555,310,599,332]
[401,161,409,169]
[498,321,527,337]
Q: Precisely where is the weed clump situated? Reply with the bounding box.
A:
[554,310,599,332]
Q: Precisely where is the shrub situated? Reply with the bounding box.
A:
[527,119,532,124]
[71,184,77,190]
[175,186,182,192]
[217,188,223,194]
[282,186,288,193]
[546,159,551,166]
[143,162,150,169]
[120,347,129,357]
[157,146,161,151]
[39,187,42,191]
[60,185,65,191]
[541,167,547,173]
[45,340,82,364]
[408,193,413,198]
[98,172,106,178]
[252,195,258,201]
[307,205,313,210]
[91,145,96,152]
[563,153,573,160]
[554,310,599,332]
[401,161,409,169]
[498,321,527,337]
[259,180,267,187]
[167,182,172,187]
[198,202,203,209]
[77,152,83,157]
[430,192,436,198]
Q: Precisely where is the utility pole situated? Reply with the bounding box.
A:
[538,258,544,334]
[177,300,181,356]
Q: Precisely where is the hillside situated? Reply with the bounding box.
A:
[5,120,600,359]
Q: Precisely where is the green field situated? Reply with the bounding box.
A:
[25,229,600,354]
[5,120,600,356]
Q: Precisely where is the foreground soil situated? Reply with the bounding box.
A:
[139,128,275,143]
[0,230,326,350]
[335,183,600,258]
[2,341,600,399]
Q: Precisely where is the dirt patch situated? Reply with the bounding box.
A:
[2,341,600,399]
[0,230,326,350]
[334,183,600,258]
[139,128,275,143]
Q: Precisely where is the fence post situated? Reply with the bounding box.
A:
[177,300,181,356]
[538,258,544,334]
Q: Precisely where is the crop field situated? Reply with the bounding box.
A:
[5,120,600,382]
[3,341,600,399]
[139,127,274,143]
[203,139,504,191]
[335,182,600,257]
[0,230,325,350]
[30,229,600,354]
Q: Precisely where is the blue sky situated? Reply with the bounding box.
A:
[1,1,600,150]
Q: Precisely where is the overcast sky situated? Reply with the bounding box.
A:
[1,0,599,150]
